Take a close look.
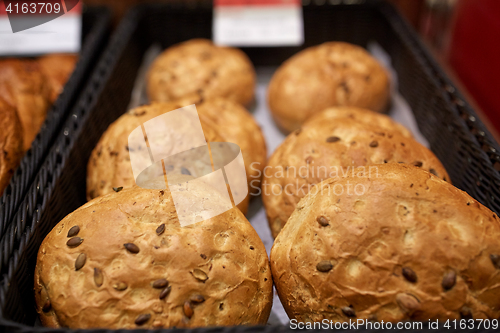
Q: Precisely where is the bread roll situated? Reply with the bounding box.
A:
[38,54,78,103]
[0,59,51,151]
[262,107,448,238]
[271,163,500,322]
[0,98,24,195]
[35,180,273,328]
[268,42,390,132]
[88,98,266,209]
[87,101,222,199]
[147,39,255,106]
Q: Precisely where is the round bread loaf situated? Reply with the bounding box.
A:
[35,179,273,328]
[87,101,223,199]
[147,39,255,106]
[262,107,448,238]
[87,100,253,214]
[271,163,500,322]
[268,42,390,132]
[0,59,51,151]
[0,98,24,196]
[38,54,78,103]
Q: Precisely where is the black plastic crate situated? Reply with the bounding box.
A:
[0,5,111,236]
[1,1,500,332]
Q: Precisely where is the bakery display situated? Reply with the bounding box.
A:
[35,178,273,328]
[271,163,500,322]
[147,39,256,106]
[268,42,390,132]
[19,30,495,329]
[262,107,449,238]
[0,98,24,196]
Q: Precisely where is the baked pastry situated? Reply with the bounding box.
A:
[195,98,266,195]
[0,56,76,152]
[262,107,449,238]
[88,98,265,209]
[0,59,51,151]
[268,42,390,132]
[87,101,222,200]
[35,179,273,328]
[147,39,255,106]
[0,98,24,196]
[87,101,252,213]
[38,54,78,103]
[271,163,500,322]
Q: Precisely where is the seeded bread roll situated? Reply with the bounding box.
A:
[87,101,222,199]
[35,178,273,328]
[262,107,448,238]
[271,163,500,322]
[38,54,78,103]
[0,59,51,151]
[87,101,251,214]
[147,39,255,106]
[0,98,24,195]
[268,42,390,132]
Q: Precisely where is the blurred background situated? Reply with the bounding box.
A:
[82,0,500,140]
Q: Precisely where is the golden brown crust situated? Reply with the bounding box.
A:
[35,183,273,328]
[196,98,267,195]
[271,163,500,322]
[262,108,449,238]
[86,100,222,200]
[38,54,78,103]
[147,39,255,106]
[0,59,51,151]
[306,106,412,139]
[87,98,265,213]
[268,42,390,132]
[0,98,24,196]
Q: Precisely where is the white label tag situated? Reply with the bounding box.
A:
[0,1,81,56]
[213,0,303,47]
